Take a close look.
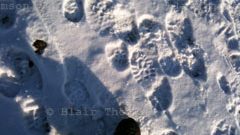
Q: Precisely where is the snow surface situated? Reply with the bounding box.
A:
[0,0,240,135]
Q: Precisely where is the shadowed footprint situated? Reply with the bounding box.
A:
[187,0,221,21]
[84,0,116,36]
[0,47,42,98]
[84,0,139,44]
[63,57,124,135]
[0,46,49,134]
[137,14,160,35]
[0,0,16,31]
[130,50,157,87]
[216,73,231,95]
[105,40,129,71]
[0,77,20,98]
[15,93,51,134]
[214,22,239,51]
[211,120,236,135]
[64,80,90,108]
[225,2,240,39]
[181,47,207,81]
[112,6,140,44]
[62,0,84,22]
[227,38,239,51]
[233,4,240,38]
[149,78,173,113]
[166,10,207,80]
[137,14,167,59]
[235,105,240,133]
[165,10,195,51]
[159,56,182,77]
[137,14,182,79]
[166,0,187,11]
[229,53,240,73]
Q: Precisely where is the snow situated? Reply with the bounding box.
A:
[0,0,240,135]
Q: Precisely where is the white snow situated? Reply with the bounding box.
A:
[0,0,240,135]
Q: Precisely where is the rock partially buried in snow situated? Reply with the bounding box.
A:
[62,0,83,22]
[32,40,48,55]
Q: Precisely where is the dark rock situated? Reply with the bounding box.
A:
[33,40,48,55]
